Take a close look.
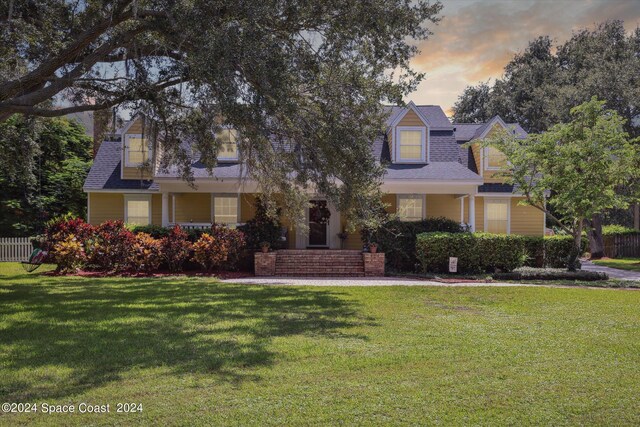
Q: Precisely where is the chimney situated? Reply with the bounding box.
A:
[93,109,111,158]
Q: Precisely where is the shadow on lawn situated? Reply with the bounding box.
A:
[0,273,373,400]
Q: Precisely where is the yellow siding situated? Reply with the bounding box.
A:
[88,193,124,224]
[126,118,144,134]
[471,143,482,175]
[174,193,211,223]
[426,194,461,222]
[398,110,425,126]
[151,194,162,225]
[479,124,508,184]
[474,197,485,232]
[510,198,544,236]
[381,194,397,214]
[240,193,258,222]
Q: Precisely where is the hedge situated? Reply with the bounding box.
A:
[602,225,640,236]
[415,232,588,273]
[415,232,527,273]
[364,217,464,272]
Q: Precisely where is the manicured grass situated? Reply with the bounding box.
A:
[1,263,640,425]
[592,258,640,272]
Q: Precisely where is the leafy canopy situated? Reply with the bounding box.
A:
[452,21,640,138]
[482,97,640,269]
[0,116,92,236]
[0,0,442,224]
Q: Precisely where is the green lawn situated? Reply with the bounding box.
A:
[1,263,639,425]
[592,258,640,272]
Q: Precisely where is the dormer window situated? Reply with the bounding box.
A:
[395,126,427,163]
[124,134,150,167]
[217,129,238,161]
[484,146,507,170]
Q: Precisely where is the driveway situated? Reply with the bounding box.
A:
[581,260,640,281]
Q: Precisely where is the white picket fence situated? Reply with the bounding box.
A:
[0,237,33,262]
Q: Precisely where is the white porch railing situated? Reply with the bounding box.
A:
[168,223,245,230]
[0,237,33,262]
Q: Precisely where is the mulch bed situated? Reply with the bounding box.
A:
[44,269,255,279]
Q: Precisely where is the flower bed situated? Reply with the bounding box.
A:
[44,216,246,274]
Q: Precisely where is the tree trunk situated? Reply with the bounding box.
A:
[587,214,604,259]
[567,220,583,272]
[634,203,639,230]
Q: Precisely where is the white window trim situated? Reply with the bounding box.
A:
[484,198,511,235]
[217,128,239,162]
[396,194,427,221]
[211,194,241,225]
[394,126,428,164]
[124,194,152,225]
[483,146,504,171]
[124,134,150,167]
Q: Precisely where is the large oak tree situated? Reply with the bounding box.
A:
[1,0,442,224]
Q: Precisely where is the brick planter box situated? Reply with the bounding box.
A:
[254,252,277,276]
[255,250,385,277]
[363,252,385,276]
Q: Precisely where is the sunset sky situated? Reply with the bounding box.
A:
[410,0,640,114]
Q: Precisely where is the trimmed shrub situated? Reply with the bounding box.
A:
[161,225,192,272]
[365,217,465,272]
[128,233,163,273]
[544,235,582,269]
[415,232,526,273]
[494,267,608,281]
[522,236,545,267]
[476,233,527,272]
[602,225,640,236]
[52,234,87,273]
[86,220,135,272]
[239,200,284,251]
[44,215,93,269]
[129,224,171,239]
[210,224,246,271]
[192,233,228,272]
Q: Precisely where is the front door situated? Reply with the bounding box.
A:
[308,200,329,247]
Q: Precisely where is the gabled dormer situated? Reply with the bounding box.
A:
[468,116,518,183]
[120,114,154,180]
[387,101,430,164]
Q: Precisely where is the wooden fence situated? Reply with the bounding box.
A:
[603,234,640,258]
[0,237,33,262]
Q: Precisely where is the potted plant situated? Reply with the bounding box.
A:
[260,241,270,253]
[369,242,378,254]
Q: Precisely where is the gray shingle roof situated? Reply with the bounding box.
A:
[155,160,248,179]
[453,120,527,142]
[384,162,482,181]
[384,105,453,129]
[83,140,158,191]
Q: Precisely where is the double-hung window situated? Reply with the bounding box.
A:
[213,195,239,225]
[398,195,425,221]
[485,199,510,234]
[125,134,149,167]
[125,195,152,225]
[484,146,507,170]
[217,129,238,161]
[395,127,426,163]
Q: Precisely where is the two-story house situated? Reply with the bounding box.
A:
[83,101,544,250]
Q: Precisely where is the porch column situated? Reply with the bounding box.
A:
[460,197,465,224]
[161,192,169,227]
[469,195,476,232]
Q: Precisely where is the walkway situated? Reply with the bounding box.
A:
[581,260,640,281]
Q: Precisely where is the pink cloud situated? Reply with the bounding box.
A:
[408,0,640,113]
